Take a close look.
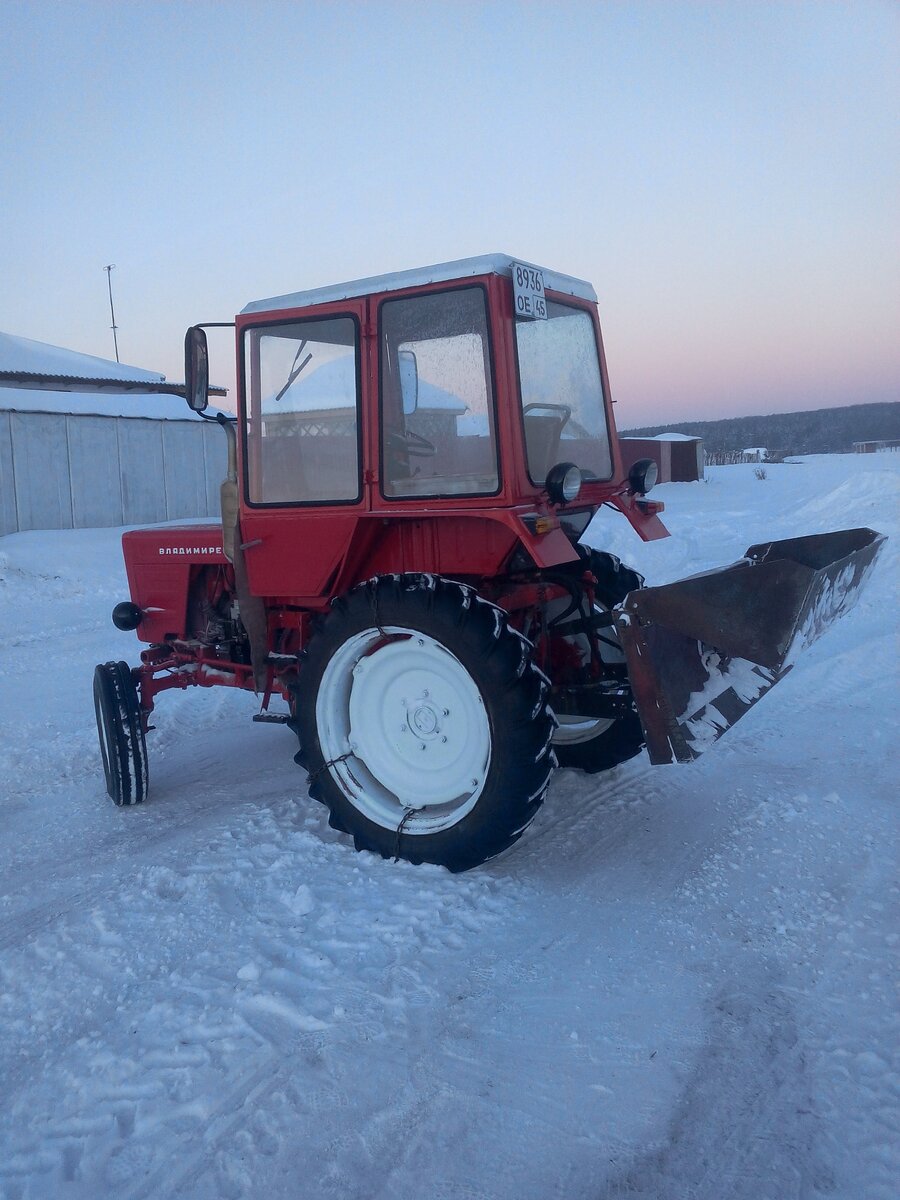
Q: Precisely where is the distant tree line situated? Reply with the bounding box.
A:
[621,402,900,457]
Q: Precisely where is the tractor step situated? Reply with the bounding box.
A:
[252,713,291,724]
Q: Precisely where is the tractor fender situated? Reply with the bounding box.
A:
[340,511,581,583]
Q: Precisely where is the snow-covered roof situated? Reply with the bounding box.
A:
[269,358,466,415]
[418,382,467,413]
[0,385,225,421]
[0,330,164,387]
[241,254,597,316]
[743,447,768,455]
[0,330,226,400]
[620,432,701,442]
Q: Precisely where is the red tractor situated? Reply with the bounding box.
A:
[94,256,883,871]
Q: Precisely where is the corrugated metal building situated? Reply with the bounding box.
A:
[0,332,227,536]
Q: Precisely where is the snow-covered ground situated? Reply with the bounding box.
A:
[0,454,897,1200]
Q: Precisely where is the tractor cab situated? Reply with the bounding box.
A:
[185,256,665,601]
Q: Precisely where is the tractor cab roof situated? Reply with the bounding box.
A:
[240,254,597,317]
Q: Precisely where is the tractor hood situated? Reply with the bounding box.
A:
[121,524,226,643]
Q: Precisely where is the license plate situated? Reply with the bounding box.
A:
[512,262,547,320]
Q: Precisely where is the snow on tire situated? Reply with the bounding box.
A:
[295,573,556,872]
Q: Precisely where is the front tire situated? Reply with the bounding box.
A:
[295,574,556,872]
[93,661,148,806]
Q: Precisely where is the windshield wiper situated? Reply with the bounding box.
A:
[274,340,312,403]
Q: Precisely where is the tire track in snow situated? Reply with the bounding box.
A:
[0,774,315,956]
[0,798,240,954]
[0,619,110,661]
[1,793,519,1199]
[0,697,301,952]
[603,866,897,1200]
[19,758,671,1200]
[121,1050,311,1200]
[601,960,821,1200]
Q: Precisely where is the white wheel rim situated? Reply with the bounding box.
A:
[552,714,616,745]
[549,598,621,747]
[316,626,492,834]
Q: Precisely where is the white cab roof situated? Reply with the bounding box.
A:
[241,254,597,316]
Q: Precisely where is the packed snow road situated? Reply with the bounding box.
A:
[0,455,897,1200]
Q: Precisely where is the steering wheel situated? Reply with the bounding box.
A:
[386,428,437,458]
[523,402,572,429]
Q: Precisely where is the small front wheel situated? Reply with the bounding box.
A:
[295,574,556,871]
[93,661,148,806]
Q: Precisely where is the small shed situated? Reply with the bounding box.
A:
[619,432,704,483]
[741,447,768,463]
[1,331,227,536]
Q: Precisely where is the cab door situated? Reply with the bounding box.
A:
[236,299,368,599]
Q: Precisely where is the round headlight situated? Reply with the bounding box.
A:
[627,458,658,495]
[546,461,582,506]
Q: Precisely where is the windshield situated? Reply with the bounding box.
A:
[515,300,613,484]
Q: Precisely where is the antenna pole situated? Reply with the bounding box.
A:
[104,264,119,362]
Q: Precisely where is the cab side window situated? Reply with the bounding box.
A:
[243,317,360,505]
[380,288,499,498]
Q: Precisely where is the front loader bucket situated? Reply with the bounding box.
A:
[616,527,885,765]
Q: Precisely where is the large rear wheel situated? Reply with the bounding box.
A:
[295,574,556,871]
[552,550,646,774]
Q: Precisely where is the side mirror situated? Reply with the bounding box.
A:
[184,326,209,412]
[398,349,418,415]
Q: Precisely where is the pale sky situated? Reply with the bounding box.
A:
[2,0,897,424]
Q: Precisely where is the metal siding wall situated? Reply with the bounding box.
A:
[0,412,222,536]
[202,422,226,514]
[10,412,73,531]
[67,415,124,528]
[162,423,207,520]
[118,419,168,526]
[0,412,17,535]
